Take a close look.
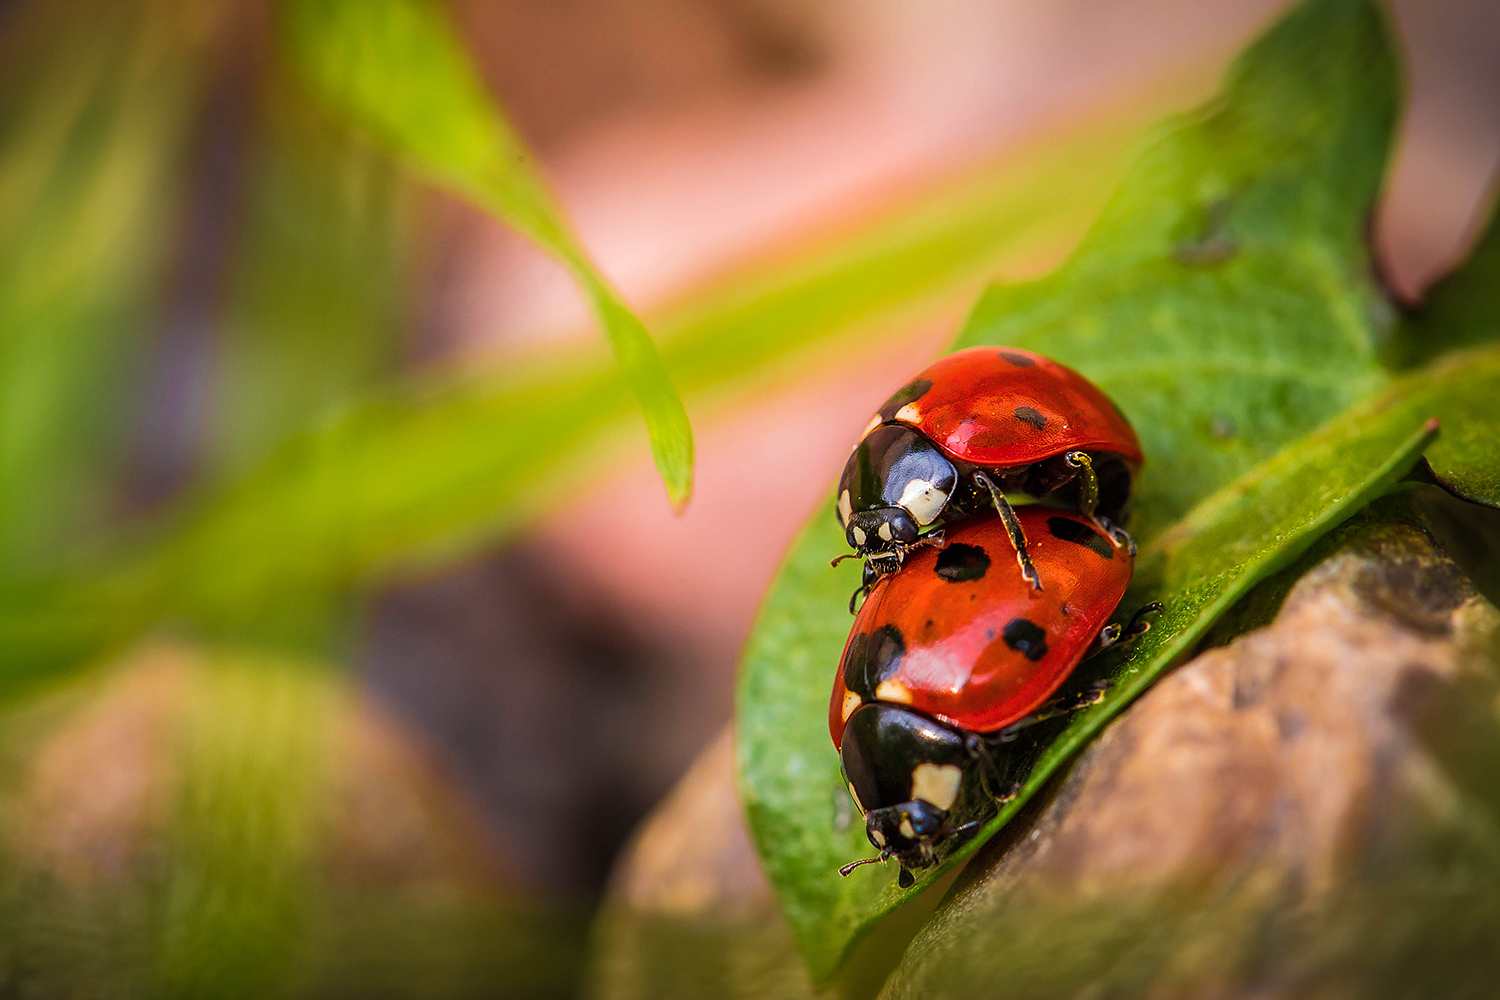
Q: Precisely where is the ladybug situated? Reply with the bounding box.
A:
[835,346,1142,601]
[829,507,1156,885]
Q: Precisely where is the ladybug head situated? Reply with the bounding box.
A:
[863,800,945,872]
[839,703,974,882]
[842,507,920,555]
[837,425,956,555]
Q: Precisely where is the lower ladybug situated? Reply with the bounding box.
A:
[830,507,1157,886]
[835,346,1142,600]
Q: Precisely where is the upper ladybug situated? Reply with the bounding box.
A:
[835,346,1142,600]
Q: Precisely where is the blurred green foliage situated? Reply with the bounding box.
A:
[281,0,694,505]
[0,0,1168,994]
[0,2,1161,687]
[0,0,219,572]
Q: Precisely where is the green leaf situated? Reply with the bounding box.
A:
[279,0,694,505]
[1417,347,1500,508]
[736,0,1407,981]
[961,0,1396,539]
[1386,198,1500,506]
[1388,186,1500,370]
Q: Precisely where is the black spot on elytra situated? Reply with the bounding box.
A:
[1013,406,1047,430]
[1047,516,1113,559]
[877,378,933,422]
[842,625,906,700]
[934,543,990,582]
[999,350,1035,367]
[1003,618,1049,661]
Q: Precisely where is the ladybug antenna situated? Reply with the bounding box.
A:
[838,855,887,877]
[830,553,861,568]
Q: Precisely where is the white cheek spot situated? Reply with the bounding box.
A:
[837,490,853,526]
[875,679,913,704]
[899,816,917,840]
[870,828,887,847]
[895,403,921,423]
[851,525,867,547]
[861,414,883,438]
[841,690,862,722]
[878,522,893,542]
[911,763,963,812]
[848,783,865,813]
[898,478,949,526]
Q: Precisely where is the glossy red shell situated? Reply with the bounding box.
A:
[872,346,1143,471]
[830,507,1132,747]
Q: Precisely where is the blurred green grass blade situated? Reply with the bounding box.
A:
[0,0,226,571]
[89,101,1150,635]
[0,79,1164,693]
[737,0,1406,980]
[962,0,1396,541]
[279,0,694,505]
[208,71,411,477]
[1387,183,1500,369]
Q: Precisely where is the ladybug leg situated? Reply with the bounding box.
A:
[964,736,1024,811]
[993,681,1110,742]
[964,732,1007,793]
[907,526,948,553]
[1066,450,1140,555]
[1082,601,1163,641]
[1085,622,1124,657]
[1099,516,1138,557]
[1125,601,1164,636]
[848,582,871,615]
[1064,450,1101,522]
[973,471,1042,591]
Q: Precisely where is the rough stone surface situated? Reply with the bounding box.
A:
[593,511,1500,1000]
[590,729,817,1000]
[0,642,587,1000]
[885,515,1500,999]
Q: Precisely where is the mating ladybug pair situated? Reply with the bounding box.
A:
[828,347,1156,887]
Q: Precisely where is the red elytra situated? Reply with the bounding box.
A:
[830,506,1132,747]
[873,346,1143,471]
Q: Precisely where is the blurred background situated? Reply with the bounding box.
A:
[0,0,1495,996]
